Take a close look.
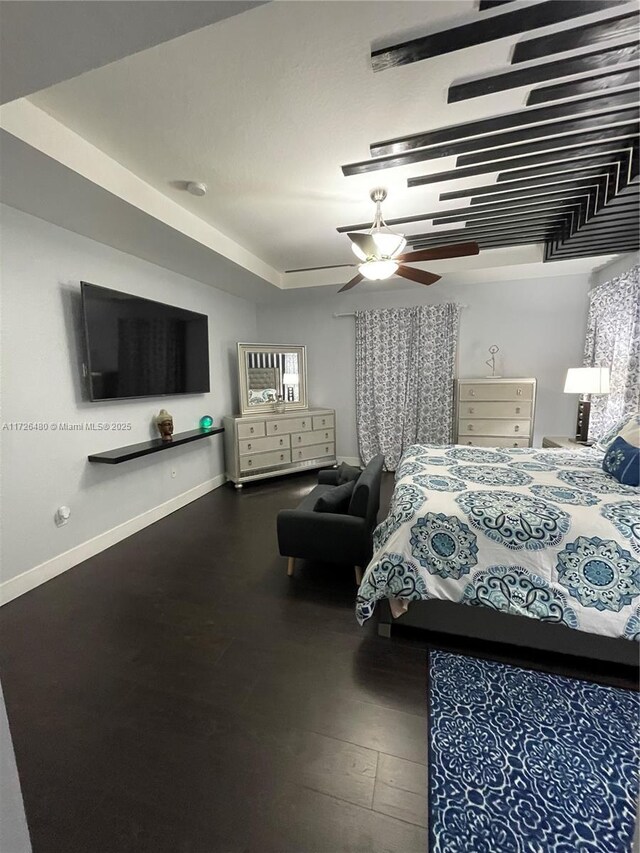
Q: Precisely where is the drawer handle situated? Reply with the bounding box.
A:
[469,408,474,414]
[248,459,253,466]
[297,436,301,442]
[322,419,326,425]
[279,439,284,446]
[469,390,476,397]
[274,425,278,431]
[325,447,329,453]
[514,425,520,433]
[325,432,329,439]
[302,421,306,427]
[280,454,284,461]
[515,407,521,414]
[467,441,473,446]
[468,424,474,431]
[248,443,252,450]
[517,389,523,396]
[250,427,254,434]
[513,442,518,447]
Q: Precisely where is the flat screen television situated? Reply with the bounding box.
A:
[81,282,210,401]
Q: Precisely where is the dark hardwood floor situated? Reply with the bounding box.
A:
[0,471,636,852]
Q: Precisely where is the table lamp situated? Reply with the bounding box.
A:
[563,367,610,444]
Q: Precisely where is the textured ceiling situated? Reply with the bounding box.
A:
[5,0,636,289]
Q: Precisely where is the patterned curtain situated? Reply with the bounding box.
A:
[355,305,460,468]
[583,264,640,440]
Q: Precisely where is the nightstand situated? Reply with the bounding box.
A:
[542,436,584,449]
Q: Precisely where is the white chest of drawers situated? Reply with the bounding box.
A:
[455,378,537,448]
[223,408,336,487]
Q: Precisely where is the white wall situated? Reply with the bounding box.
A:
[0,205,257,595]
[256,275,593,460]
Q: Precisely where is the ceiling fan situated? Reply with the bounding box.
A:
[286,188,480,292]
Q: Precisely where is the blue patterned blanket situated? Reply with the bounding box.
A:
[356,444,640,641]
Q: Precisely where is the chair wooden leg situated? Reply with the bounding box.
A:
[354,565,363,585]
[287,557,295,577]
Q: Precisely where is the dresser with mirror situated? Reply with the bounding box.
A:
[223,343,336,488]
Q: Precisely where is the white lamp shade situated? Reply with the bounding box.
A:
[564,367,610,395]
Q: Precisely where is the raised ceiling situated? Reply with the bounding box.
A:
[3,0,638,290]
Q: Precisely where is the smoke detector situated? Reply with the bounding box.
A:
[186,181,207,197]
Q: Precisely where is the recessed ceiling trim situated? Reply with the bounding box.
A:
[0,99,283,288]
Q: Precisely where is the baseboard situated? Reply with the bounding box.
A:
[0,474,226,606]
[337,456,362,467]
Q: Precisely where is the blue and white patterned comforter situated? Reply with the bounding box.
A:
[356,444,640,641]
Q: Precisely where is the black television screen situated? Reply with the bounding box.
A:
[81,282,210,401]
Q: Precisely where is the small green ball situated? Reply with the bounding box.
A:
[200,415,214,430]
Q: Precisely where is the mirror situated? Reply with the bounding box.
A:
[237,343,308,416]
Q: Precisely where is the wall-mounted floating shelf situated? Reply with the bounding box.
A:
[88,427,224,464]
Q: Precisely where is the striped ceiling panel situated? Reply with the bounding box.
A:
[337,0,640,262]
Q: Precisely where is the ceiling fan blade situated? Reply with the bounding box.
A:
[338,273,364,293]
[285,263,356,273]
[346,232,377,257]
[396,265,441,287]
[398,241,480,263]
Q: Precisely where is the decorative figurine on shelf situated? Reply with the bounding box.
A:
[485,345,501,378]
[274,394,286,415]
[199,415,214,430]
[155,409,174,442]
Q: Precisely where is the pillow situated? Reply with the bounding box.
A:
[314,480,355,514]
[594,413,636,452]
[618,413,640,447]
[602,436,640,487]
[337,462,361,485]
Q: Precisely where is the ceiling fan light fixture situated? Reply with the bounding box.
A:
[358,259,399,280]
[349,188,406,262]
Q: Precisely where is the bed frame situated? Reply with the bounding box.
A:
[377,599,639,667]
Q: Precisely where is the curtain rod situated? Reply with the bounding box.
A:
[333,304,468,317]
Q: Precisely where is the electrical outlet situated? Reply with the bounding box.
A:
[171,469,177,479]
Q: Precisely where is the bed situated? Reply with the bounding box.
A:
[357,444,639,664]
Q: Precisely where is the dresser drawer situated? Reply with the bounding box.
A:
[265,416,312,436]
[237,421,266,440]
[240,448,291,472]
[292,442,335,462]
[459,383,534,402]
[459,436,530,448]
[312,414,335,430]
[239,434,289,455]
[458,401,532,419]
[291,428,334,448]
[459,418,531,438]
